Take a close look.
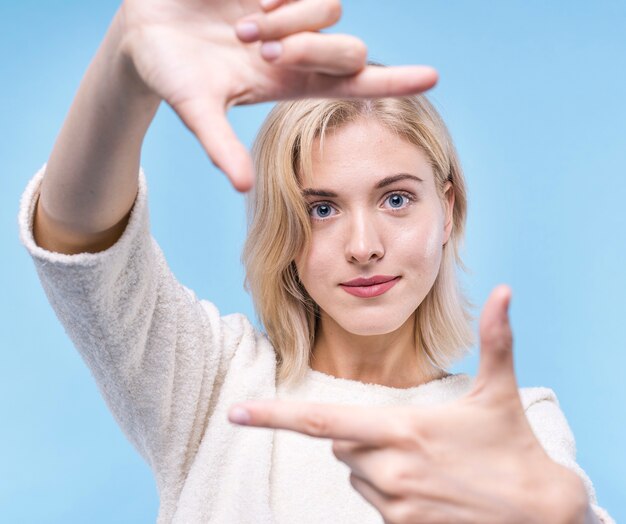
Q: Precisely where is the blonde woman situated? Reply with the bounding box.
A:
[19,0,612,522]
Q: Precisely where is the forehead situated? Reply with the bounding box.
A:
[303,118,434,190]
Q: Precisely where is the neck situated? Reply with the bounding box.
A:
[309,312,449,389]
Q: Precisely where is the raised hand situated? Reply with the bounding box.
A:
[118,0,438,191]
[228,286,592,523]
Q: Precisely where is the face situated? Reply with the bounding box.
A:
[294,118,454,336]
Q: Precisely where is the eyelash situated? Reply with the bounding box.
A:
[308,191,417,221]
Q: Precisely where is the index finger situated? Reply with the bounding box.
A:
[228,400,400,445]
[306,64,439,98]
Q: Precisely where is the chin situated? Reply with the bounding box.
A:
[333,311,413,337]
[344,325,399,337]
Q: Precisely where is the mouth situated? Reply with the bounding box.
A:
[339,275,401,298]
[341,275,398,287]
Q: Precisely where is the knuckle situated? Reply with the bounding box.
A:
[349,472,358,487]
[353,40,368,65]
[331,440,349,459]
[323,0,343,24]
[259,16,279,38]
[377,466,402,493]
[379,466,421,498]
[283,43,308,65]
[300,410,330,437]
[482,322,513,352]
[390,420,422,450]
[382,501,418,524]
[261,10,286,37]
[394,465,418,494]
[342,38,367,71]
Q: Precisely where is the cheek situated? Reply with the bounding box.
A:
[294,235,333,290]
[423,223,444,259]
[394,213,444,270]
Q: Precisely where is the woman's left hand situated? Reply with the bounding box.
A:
[228,286,591,523]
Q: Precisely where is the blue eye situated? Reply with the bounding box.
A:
[310,203,335,219]
[385,192,415,210]
[388,194,405,208]
[309,192,414,220]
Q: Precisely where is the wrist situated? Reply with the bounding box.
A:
[513,455,590,524]
[103,7,162,110]
[545,465,591,524]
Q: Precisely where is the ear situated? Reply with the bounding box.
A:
[442,181,455,245]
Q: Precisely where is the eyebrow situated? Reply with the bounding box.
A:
[301,173,423,198]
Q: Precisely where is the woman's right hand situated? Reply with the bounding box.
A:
[118,0,438,191]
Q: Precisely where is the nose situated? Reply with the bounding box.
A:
[345,210,384,264]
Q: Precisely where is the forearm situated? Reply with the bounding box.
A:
[35,8,161,254]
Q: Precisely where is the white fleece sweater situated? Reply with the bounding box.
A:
[19,166,614,523]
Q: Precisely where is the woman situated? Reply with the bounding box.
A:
[19,0,613,522]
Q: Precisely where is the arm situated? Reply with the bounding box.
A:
[34,0,438,255]
[21,164,239,492]
[24,0,439,497]
[228,287,615,524]
[34,9,159,255]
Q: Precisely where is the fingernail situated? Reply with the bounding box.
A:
[229,406,251,425]
[261,0,278,9]
[261,41,282,61]
[235,21,259,41]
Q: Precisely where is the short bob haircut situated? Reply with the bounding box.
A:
[242,95,474,387]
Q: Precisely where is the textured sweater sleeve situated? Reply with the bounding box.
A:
[523,388,614,524]
[18,165,247,490]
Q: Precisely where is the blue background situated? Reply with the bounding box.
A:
[1,1,624,521]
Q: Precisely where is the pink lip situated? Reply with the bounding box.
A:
[341,275,398,286]
[339,275,400,298]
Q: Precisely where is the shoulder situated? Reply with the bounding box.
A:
[518,385,559,411]
[517,385,601,507]
[518,386,575,453]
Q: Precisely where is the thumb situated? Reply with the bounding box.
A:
[473,285,519,399]
[172,98,254,192]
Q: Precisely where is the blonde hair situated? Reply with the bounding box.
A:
[242,95,474,387]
